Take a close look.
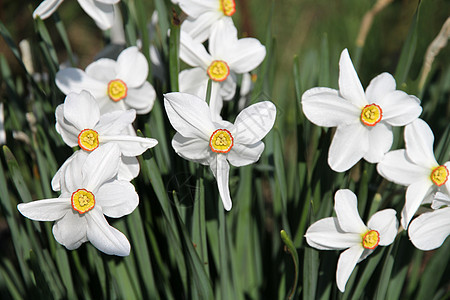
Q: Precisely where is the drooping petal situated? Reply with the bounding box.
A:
[215,155,232,211]
[338,49,367,108]
[85,58,117,82]
[60,151,88,193]
[17,198,71,221]
[336,245,365,292]
[164,92,215,140]
[171,133,212,165]
[408,207,450,251]
[56,68,106,98]
[367,209,398,246]
[95,110,135,136]
[118,156,140,181]
[63,91,101,131]
[86,207,130,256]
[328,123,368,172]
[51,151,82,191]
[232,101,276,145]
[55,105,79,147]
[227,142,265,167]
[180,31,212,68]
[377,91,422,126]
[377,149,430,186]
[123,82,156,114]
[77,0,115,30]
[301,87,360,127]
[363,122,393,163]
[52,210,88,250]
[209,82,225,121]
[99,135,158,156]
[401,179,434,229]
[365,72,396,103]
[33,0,64,19]
[115,47,148,88]
[404,119,438,168]
[305,217,362,250]
[334,189,367,233]
[219,74,237,100]
[96,180,138,218]
[180,11,223,43]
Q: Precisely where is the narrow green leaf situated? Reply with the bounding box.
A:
[280,230,299,300]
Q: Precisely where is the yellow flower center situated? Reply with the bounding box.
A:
[78,129,99,151]
[71,189,95,214]
[207,60,230,82]
[362,230,380,249]
[220,0,236,16]
[430,165,449,186]
[210,129,234,153]
[360,104,382,126]
[107,79,128,102]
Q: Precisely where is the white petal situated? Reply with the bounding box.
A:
[219,75,237,100]
[17,198,71,221]
[179,68,209,98]
[60,150,88,193]
[227,142,264,167]
[171,133,212,164]
[123,82,156,114]
[33,0,64,19]
[432,192,450,209]
[83,143,121,191]
[96,180,138,218]
[164,92,215,140]
[215,155,232,211]
[97,95,127,114]
[95,110,135,135]
[364,72,396,103]
[56,68,106,98]
[177,0,218,18]
[336,245,365,292]
[115,47,148,88]
[408,207,450,250]
[63,91,100,131]
[328,123,368,172]
[86,208,130,256]
[77,0,114,30]
[301,87,360,127]
[305,217,361,250]
[232,101,276,145]
[180,11,222,43]
[208,18,237,58]
[338,49,367,108]
[100,135,158,156]
[334,189,367,233]
[180,31,212,68]
[118,156,140,181]
[404,119,438,168]
[377,91,422,126]
[55,105,79,147]
[226,38,266,74]
[209,82,225,121]
[363,122,393,163]
[367,209,398,246]
[85,58,117,82]
[401,179,434,229]
[51,151,81,191]
[52,210,88,250]
[377,149,430,186]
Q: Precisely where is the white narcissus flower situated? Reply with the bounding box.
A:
[305,189,398,292]
[377,119,449,229]
[179,18,266,120]
[164,92,276,211]
[52,90,158,185]
[17,143,137,256]
[301,49,422,172]
[56,46,156,115]
[174,0,236,42]
[33,0,119,30]
[408,193,450,251]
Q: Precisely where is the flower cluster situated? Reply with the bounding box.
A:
[302,48,449,291]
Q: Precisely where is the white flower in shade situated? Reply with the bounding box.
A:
[301,49,422,172]
[305,189,398,292]
[17,143,138,256]
[164,92,276,211]
[377,119,450,229]
[52,90,158,184]
[56,46,155,115]
[408,192,450,251]
[179,18,266,120]
[174,0,237,42]
[0,102,5,145]
[33,0,119,30]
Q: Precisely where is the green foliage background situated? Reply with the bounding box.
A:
[0,0,449,299]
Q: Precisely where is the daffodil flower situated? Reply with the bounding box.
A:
[305,189,398,292]
[301,49,422,172]
[164,92,276,210]
[17,143,137,256]
[377,119,450,228]
[408,192,450,251]
[179,18,266,120]
[52,90,158,185]
[56,46,156,115]
[173,0,237,42]
[33,0,119,30]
